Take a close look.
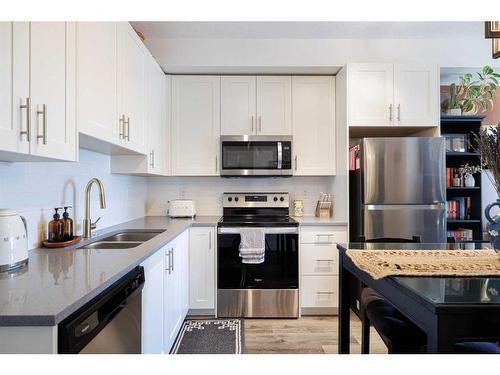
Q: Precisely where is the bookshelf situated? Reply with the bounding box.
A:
[441,115,485,242]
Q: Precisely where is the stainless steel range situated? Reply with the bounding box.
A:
[217,192,299,318]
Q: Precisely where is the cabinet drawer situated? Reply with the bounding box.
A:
[300,226,347,244]
[300,244,338,275]
[300,276,338,308]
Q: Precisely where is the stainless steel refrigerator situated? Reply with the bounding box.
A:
[349,137,446,243]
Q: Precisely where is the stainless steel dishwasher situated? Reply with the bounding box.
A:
[58,267,144,354]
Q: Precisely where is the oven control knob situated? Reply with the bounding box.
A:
[280,196,285,202]
[234,197,239,202]
[273,197,278,202]
[228,197,232,202]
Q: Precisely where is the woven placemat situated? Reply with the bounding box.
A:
[345,249,500,280]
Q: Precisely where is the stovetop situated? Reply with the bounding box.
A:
[218,215,298,228]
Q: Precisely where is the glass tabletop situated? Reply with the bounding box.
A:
[339,242,500,306]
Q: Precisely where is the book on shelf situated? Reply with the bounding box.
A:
[447,229,474,241]
[446,197,472,220]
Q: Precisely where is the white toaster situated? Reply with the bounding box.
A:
[168,199,197,218]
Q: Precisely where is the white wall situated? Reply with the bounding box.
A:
[0,149,148,249]
[144,37,500,73]
[146,176,343,219]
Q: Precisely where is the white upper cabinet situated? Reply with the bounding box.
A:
[0,22,76,162]
[0,22,30,156]
[346,63,439,128]
[189,227,215,310]
[30,22,76,161]
[171,75,221,176]
[347,63,394,127]
[292,76,336,176]
[77,22,118,145]
[221,76,256,135]
[117,23,147,154]
[256,76,292,135]
[393,64,440,126]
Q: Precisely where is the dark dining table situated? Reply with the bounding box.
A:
[337,242,500,354]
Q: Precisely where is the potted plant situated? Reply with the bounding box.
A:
[458,163,482,187]
[474,124,500,251]
[443,66,500,115]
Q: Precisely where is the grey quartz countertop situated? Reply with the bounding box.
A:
[292,216,348,226]
[0,216,220,327]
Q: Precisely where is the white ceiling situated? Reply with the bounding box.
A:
[131,21,483,40]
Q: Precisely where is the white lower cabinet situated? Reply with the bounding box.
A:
[300,226,347,315]
[163,230,189,353]
[140,230,189,354]
[189,227,216,311]
[141,248,165,354]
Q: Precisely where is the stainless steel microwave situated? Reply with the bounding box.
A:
[220,135,293,176]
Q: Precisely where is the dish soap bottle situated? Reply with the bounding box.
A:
[62,206,74,241]
[48,208,64,242]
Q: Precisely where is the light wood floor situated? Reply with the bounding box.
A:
[244,313,388,354]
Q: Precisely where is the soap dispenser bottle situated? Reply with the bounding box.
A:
[62,206,74,241]
[48,208,64,242]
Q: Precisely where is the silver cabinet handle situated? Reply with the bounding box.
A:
[258,115,262,132]
[36,104,47,145]
[294,155,298,171]
[316,259,334,263]
[251,115,254,132]
[125,117,130,141]
[165,251,170,273]
[397,104,401,121]
[149,150,154,168]
[19,97,31,142]
[389,104,393,121]
[208,231,212,250]
[316,291,335,295]
[171,248,174,272]
[215,156,218,172]
[119,115,125,139]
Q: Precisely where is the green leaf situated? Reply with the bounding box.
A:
[484,66,494,75]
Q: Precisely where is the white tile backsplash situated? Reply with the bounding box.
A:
[0,149,148,249]
[146,176,340,218]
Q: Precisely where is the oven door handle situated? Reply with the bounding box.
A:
[218,227,298,235]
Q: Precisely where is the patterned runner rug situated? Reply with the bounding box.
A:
[346,249,500,279]
[171,319,244,354]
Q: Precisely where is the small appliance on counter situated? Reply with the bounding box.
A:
[0,209,28,272]
[168,199,197,218]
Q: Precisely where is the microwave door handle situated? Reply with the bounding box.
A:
[277,142,283,169]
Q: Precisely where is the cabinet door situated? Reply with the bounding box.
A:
[141,249,164,354]
[163,245,178,353]
[347,63,394,127]
[171,75,220,176]
[147,59,167,174]
[118,23,147,154]
[394,64,439,127]
[0,22,30,156]
[189,227,215,310]
[30,22,76,161]
[292,76,335,176]
[221,76,256,135]
[177,230,190,317]
[256,76,291,135]
[77,22,119,145]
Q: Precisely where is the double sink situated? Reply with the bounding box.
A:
[77,231,164,250]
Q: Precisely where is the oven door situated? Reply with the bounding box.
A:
[220,135,292,176]
[217,226,299,289]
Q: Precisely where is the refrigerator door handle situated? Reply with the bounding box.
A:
[365,204,445,210]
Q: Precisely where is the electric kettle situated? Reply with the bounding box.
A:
[0,209,28,272]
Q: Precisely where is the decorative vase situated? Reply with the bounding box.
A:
[485,199,500,252]
[464,174,476,187]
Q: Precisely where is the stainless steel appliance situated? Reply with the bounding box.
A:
[220,135,292,176]
[217,192,299,318]
[58,267,144,354]
[350,137,446,243]
[0,209,28,272]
